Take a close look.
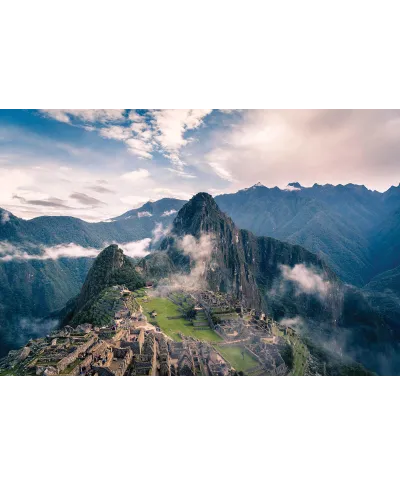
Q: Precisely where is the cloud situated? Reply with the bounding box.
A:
[40,109,126,125]
[156,233,214,295]
[120,169,150,183]
[280,264,331,299]
[1,210,10,224]
[203,110,400,191]
[167,168,196,179]
[70,192,105,207]
[87,185,115,194]
[13,194,72,209]
[161,209,177,217]
[208,162,235,182]
[118,239,151,258]
[0,242,99,261]
[151,109,212,160]
[138,211,152,218]
[0,239,152,262]
[125,138,153,159]
[153,187,192,200]
[119,195,149,208]
[152,222,170,243]
[279,316,304,327]
[99,125,131,141]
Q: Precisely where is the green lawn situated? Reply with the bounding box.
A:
[138,295,222,343]
[215,345,259,373]
[290,338,309,376]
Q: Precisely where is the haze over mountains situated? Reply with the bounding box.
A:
[1,181,400,371]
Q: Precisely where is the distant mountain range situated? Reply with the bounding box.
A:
[215,182,400,287]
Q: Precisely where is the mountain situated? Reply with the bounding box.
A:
[365,265,400,296]
[141,193,400,374]
[0,199,181,319]
[142,193,337,312]
[110,198,184,222]
[368,207,400,279]
[61,244,145,326]
[2,183,400,371]
[0,198,185,248]
[215,183,400,286]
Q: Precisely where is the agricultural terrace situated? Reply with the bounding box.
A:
[214,345,259,373]
[136,291,222,343]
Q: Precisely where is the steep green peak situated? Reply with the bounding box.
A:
[72,244,144,315]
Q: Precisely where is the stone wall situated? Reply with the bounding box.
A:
[57,335,97,372]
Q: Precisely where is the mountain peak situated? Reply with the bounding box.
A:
[243,182,266,191]
[66,244,144,322]
[284,182,302,191]
[0,208,13,224]
[172,192,224,237]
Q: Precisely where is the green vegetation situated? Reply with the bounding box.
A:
[138,294,222,342]
[272,324,309,375]
[70,287,121,327]
[290,338,309,376]
[214,345,258,373]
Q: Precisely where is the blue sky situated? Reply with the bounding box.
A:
[1,109,400,220]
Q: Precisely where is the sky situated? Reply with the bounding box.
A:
[1,109,400,221]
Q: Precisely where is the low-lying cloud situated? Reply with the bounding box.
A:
[279,316,304,327]
[1,210,10,224]
[161,209,177,217]
[152,222,170,244]
[0,239,152,262]
[280,264,331,299]
[117,239,151,258]
[138,211,152,218]
[156,233,214,295]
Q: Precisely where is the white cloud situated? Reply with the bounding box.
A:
[150,109,212,171]
[153,187,192,200]
[119,195,149,207]
[0,242,99,261]
[118,239,151,258]
[138,211,152,218]
[1,210,10,224]
[152,222,170,243]
[99,125,132,141]
[120,168,150,183]
[40,109,126,124]
[208,162,235,182]
[161,209,177,217]
[0,239,152,262]
[157,233,214,295]
[167,168,196,179]
[280,264,331,298]
[279,316,304,327]
[203,110,400,191]
[283,185,301,191]
[125,138,153,159]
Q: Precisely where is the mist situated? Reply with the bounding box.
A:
[1,210,10,224]
[156,233,214,295]
[280,264,332,299]
[0,239,152,262]
[0,316,59,358]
